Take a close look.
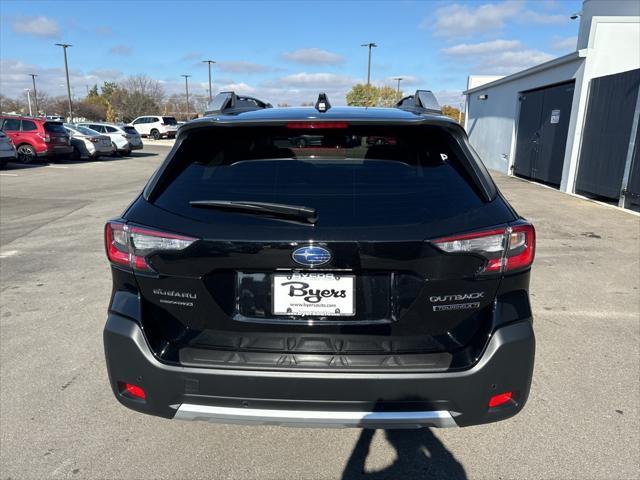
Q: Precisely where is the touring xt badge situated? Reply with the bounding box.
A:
[429,292,484,312]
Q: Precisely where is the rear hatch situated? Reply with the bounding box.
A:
[44,122,70,146]
[116,123,524,370]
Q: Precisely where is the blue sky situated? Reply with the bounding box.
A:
[1,0,582,106]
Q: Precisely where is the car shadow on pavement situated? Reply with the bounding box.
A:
[341,428,467,480]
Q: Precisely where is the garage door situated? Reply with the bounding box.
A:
[514,82,575,187]
[575,68,640,201]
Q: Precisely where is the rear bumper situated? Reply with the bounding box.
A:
[45,145,73,156]
[129,143,143,150]
[104,314,535,428]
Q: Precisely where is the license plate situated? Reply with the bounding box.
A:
[272,273,355,316]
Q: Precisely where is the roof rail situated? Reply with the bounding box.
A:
[396,90,442,114]
[205,91,273,116]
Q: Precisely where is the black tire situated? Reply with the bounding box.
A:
[0,159,8,169]
[123,148,132,156]
[151,129,161,140]
[112,142,119,156]
[17,144,36,164]
[71,146,81,161]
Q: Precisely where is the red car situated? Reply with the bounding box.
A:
[0,115,73,163]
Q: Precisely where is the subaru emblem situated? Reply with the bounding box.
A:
[292,246,331,267]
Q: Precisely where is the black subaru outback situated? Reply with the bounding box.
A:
[104,91,535,428]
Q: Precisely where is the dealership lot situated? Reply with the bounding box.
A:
[0,146,638,480]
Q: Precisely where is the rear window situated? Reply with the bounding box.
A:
[22,120,38,131]
[123,126,138,134]
[153,125,484,227]
[162,117,178,125]
[44,122,66,134]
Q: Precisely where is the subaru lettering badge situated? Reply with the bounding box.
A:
[292,246,331,267]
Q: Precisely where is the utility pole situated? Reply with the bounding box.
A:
[181,74,192,120]
[55,43,73,121]
[360,43,377,86]
[29,74,38,114]
[202,60,216,103]
[393,77,403,94]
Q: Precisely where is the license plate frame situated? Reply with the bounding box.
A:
[272,272,355,317]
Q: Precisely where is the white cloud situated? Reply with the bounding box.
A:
[217,61,276,74]
[109,45,132,56]
[434,90,465,107]
[427,1,569,37]
[428,1,522,37]
[551,36,577,51]
[477,49,555,74]
[522,10,568,25]
[440,38,555,76]
[442,39,522,56]
[0,58,126,99]
[218,82,257,94]
[270,72,357,88]
[282,48,344,65]
[12,15,60,38]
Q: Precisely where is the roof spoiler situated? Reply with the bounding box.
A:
[205,91,273,116]
[396,90,442,114]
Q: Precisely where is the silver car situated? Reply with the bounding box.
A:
[63,124,115,160]
[76,122,144,155]
[0,129,17,168]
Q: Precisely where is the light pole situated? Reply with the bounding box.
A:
[24,89,32,116]
[202,60,216,103]
[29,74,38,114]
[393,77,403,94]
[360,42,377,86]
[55,43,73,121]
[181,74,192,120]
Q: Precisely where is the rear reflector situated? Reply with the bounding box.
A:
[287,121,349,129]
[489,391,513,408]
[105,221,196,272]
[120,382,146,400]
[432,223,535,274]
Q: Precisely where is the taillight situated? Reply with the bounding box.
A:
[104,221,196,272]
[432,223,535,274]
[38,133,51,143]
[89,137,100,143]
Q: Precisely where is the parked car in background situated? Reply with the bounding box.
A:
[46,115,66,122]
[131,116,178,139]
[63,124,114,160]
[0,129,17,168]
[0,115,72,163]
[76,122,143,155]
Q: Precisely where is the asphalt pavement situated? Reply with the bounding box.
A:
[1,146,638,480]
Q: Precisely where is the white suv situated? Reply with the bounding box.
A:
[131,116,178,140]
[77,122,143,155]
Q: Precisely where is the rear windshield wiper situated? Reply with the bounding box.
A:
[189,200,318,225]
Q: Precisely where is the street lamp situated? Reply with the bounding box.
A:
[360,42,377,86]
[55,43,73,121]
[393,77,403,94]
[202,60,216,103]
[181,74,192,120]
[29,74,38,114]
[24,89,32,116]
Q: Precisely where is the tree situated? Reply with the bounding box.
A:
[346,84,401,107]
[441,105,465,125]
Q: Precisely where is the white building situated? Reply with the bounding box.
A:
[464,0,640,210]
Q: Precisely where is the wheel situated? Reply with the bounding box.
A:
[17,144,36,164]
[111,142,119,156]
[123,148,132,156]
[71,146,81,161]
[0,159,7,169]
[151,129,161,140]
